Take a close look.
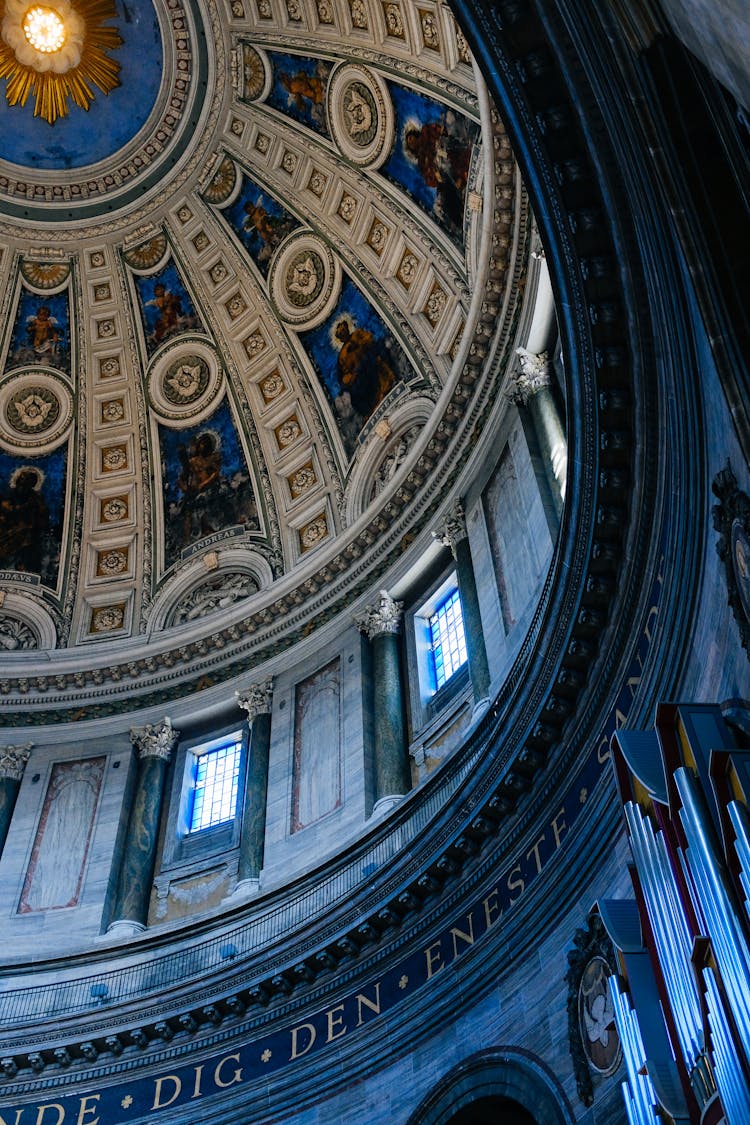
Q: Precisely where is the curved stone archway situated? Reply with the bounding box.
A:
[408,1047,575,1125]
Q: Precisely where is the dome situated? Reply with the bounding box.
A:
[0,0,531,725]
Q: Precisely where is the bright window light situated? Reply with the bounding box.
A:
[429,588,467,690]
[189,739,241,832]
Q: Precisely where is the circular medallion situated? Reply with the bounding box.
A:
[269,233,340,329]
[731,519,750,625]
[148,342,223,425]
[0,370,73,452]
[327,64,394,168]
[577,956,620,1075]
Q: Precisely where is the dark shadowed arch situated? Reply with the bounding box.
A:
[407,1047,575,1125]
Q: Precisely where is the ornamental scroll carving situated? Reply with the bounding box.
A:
[236,678,274,722]
[432,500,468,557]
[130,718,179,761]
[508,348,552,407]
[354,590,403,638]
[0,743,32,781]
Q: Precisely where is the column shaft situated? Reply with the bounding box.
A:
[0,745,32,859]
[529,386,567,515]
[454,534,491,703]
[0,777,21,857]
[372,631,410,801]
[108,718,177,934]
[111,754,169,929]
[237,711,271,884]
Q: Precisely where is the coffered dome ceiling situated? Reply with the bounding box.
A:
[0,0,526,723]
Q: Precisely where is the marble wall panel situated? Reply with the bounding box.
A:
[292,657,342,831]
[18,757,105,913]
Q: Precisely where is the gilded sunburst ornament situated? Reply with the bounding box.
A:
[0,0,122,124]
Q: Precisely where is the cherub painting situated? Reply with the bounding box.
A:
[225,175,298,277]
[135,262,202,356]
[384,83,479,245]
[0,448,67,587]
[160,400,259,567]
[9,290,70,374]
[302,277,412,456]
[267,52,333,136]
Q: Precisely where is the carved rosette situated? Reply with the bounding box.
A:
[507,348,552,407]
[0,743,32,781]
[432,500,468,557]
[130,718,179,761]
[355,590,403,638]
[236,678,274,722]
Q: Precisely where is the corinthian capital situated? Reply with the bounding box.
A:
[236,678,274,722]
[432,501,467,557]
[508,348,551,406]
[0,744,32,781]
[355,590,403,639]
[130,718,179,761]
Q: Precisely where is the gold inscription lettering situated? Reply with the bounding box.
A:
[326,1004,347,1043]
[152,1075,182,1111]
[35,1107,64,1125]
[526,834,546,875]
[597,729,611,764]
[191,1065,204,1099]
[424,939,444,979]
[551,807,567,849]
[450,914,475,959]
[506,864,525,902]
[643,602,659,644]
[355,983,381,1026]
[290,1023,316,1060]
[76,1095,100,1125]
[0,1111,26,1125]
[483,888,501,929]
[214,1054,243,1088]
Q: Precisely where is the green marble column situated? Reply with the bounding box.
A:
[108,718,178,937]
[435,503,491,708]
[233,678,273,896]
[511,348,568,515]
[0,744,32,858]
[356,592,411,813]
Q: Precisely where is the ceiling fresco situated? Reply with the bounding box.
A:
[0,0,525,719]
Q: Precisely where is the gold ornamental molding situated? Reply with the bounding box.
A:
[0,0,121,123]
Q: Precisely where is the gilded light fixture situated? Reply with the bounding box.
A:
[0,0,121,124]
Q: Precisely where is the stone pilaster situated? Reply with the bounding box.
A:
[233,678,274,895]
[509,348,568,513]
[108,718,179,936]
[0,744,32,858]
[356,592,410,814]
[434,502,491,707]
